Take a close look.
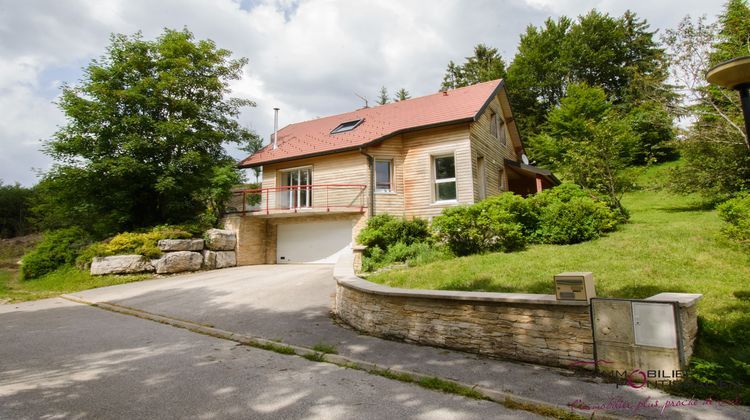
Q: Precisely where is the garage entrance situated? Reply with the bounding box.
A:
[276,219,353,264]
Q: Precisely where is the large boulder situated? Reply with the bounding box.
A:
[204,229,236,251]
[157,239,204,252]
[91,255,154,275]
[202,250,237,270]
[154,251,203,274]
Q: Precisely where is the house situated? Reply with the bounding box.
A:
[226,79,558,265]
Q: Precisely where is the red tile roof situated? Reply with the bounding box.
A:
[239,79,504,167]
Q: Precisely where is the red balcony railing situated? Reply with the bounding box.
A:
[226,184,367,215]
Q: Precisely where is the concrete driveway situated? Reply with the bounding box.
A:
[71,265,341,346]
[0,298,522,419]
[65,265,750,419]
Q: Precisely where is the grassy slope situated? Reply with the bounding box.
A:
[368,162,750,390]
[0,236,150,303]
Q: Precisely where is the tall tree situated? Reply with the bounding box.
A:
[377,86,389,105]
[505,10,673,145]
[440,44,507,90]
[393,88,411,101]
[529,83,635,213]
[0,181,35,238]
[665,2,750,201]
[505,17,572,134]
[36,28,255,236]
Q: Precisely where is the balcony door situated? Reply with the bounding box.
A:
[280,168,312,209]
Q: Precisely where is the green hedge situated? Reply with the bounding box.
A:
[432,184,621,257]
[718,192,750,244]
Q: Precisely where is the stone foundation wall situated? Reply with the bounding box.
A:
[333,255,594,368]
[224,213,368,266]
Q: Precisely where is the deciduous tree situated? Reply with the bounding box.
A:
[37,28,256,236]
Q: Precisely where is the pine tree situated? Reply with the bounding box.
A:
[377,86,389,105]
[394,88,411,101]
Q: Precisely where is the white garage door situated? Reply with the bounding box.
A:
[276,220,353,264]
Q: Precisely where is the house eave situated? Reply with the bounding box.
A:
[238,117,474,169]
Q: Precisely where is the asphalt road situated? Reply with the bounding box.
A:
[0,298,536,419]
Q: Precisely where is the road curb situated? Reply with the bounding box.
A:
[60,294,623,419]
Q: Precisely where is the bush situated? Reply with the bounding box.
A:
[532,197,617,244]
[718,192,750,244]
[357,214,430,250]
[432,203,526,256]
[528,184,619,245]
[362,242,450,272]
[430,184,621,256]
[21,227,91,279]
[75,225,192,268]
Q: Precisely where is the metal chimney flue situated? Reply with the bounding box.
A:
[273,107,280,150]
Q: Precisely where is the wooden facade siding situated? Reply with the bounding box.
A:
[255,88,525,222]
[468,89,520,203]
[399,124,473,219]
[366,135,406,217]
[261,151,369,211]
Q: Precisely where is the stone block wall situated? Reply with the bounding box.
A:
[335,284,594,367]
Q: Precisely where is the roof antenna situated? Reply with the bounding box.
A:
[354,92,369,108]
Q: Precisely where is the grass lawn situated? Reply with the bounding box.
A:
[0,236,151,303]
[367,162,750,399]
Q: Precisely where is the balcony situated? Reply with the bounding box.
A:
[225,184,367,217]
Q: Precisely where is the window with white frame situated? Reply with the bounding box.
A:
[375,159,392,193]
[434,155,457,202]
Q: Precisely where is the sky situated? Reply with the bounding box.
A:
[0,0,725,186]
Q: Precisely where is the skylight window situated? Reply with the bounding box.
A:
[330,118,364,134]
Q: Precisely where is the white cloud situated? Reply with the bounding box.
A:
[0,0,727,185]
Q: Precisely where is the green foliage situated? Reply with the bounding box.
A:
[686,358,731,385]
[431,185,620,256]
[432,200,526,256]
[377,86,389,105]
[625,101,678,164]
[75,225,192,268]
[718,192,750,244]
[532,196,617,244]
[393,88,411,101]
[0,181,35,238]
[506,10,672,137]
[21,228,91,279]
[356,214,430,250]
[36,28,255,237]
[441,44,507,90]
[529,83,636,212]
[362,242,450,272]
[664,2,750,201]
[311,343,338,354]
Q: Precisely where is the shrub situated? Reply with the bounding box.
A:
[432,203,526,256]
[529,184,619,245]
[533,197,617,244]
[21,227,91,279]
[718,192,750,244]
[357,214,430,250]
[362,242,450,272]
[75,225,192,268]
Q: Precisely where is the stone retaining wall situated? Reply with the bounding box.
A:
[333,254,594,368]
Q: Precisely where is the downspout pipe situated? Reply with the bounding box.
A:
[359,148,375,217]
